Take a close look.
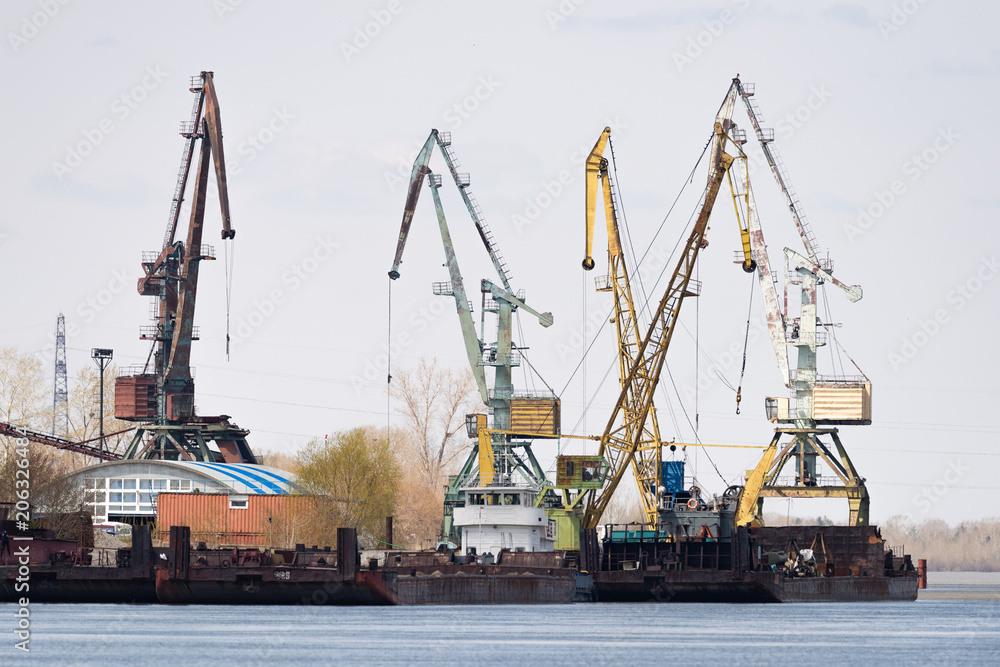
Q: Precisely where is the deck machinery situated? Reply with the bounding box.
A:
[114,72,257,465]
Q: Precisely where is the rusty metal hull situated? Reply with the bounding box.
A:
[594,569,918,603]
[155,568,399,605]
[761,572,917,602]
[394,565,577,605]
[0,565,157,604]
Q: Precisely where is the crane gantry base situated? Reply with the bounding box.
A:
[737,427,869,528]
[121,419,257,464]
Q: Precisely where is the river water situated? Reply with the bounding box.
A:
[3,572,998,665]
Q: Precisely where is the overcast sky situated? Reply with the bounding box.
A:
[2,1,997,524]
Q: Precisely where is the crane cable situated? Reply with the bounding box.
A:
[735,271,756,414]
[224,237,235,361]
[386,278,393,436]
[557,133,713,401]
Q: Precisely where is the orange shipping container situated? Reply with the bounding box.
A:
[156,493,313,547]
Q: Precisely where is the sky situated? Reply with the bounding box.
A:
[1,1,997,525]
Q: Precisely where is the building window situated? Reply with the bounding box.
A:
[110,493,123,503]
[123,479,136,490]
[139,480,152,490]
[180,480,192,491]
[153,479,167,491]
[229,495,249,510]
[110,480,123,490]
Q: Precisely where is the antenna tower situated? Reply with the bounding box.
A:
[53,312,69,436]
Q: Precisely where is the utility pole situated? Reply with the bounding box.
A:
[91,348,113,454]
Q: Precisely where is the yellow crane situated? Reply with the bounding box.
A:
[581,82,741,530]
[582,127,665,527]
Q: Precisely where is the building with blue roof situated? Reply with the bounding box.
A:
[62,460,301,523]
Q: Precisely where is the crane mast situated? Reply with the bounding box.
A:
[388,131,557,544]
[724,77,871,527]
[115,72,255,464]
[582,127,665,527]
[581,84,739,530]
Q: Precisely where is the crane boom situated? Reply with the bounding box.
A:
[583,127,666,526]
[734,78,820,263]
[116,72,256,465]
[582,84,739,530]
[427,174,489,403]
[388,130,511,290]
[728,145,791,388]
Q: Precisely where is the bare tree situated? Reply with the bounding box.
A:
[389,358,480,490]
[0,346,48,428]
[68,364,134,460]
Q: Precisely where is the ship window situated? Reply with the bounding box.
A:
[469,493,485,505]
[488,493,501,506]
[503,494,520,506]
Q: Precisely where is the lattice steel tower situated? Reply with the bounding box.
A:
[53,312,69,436]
